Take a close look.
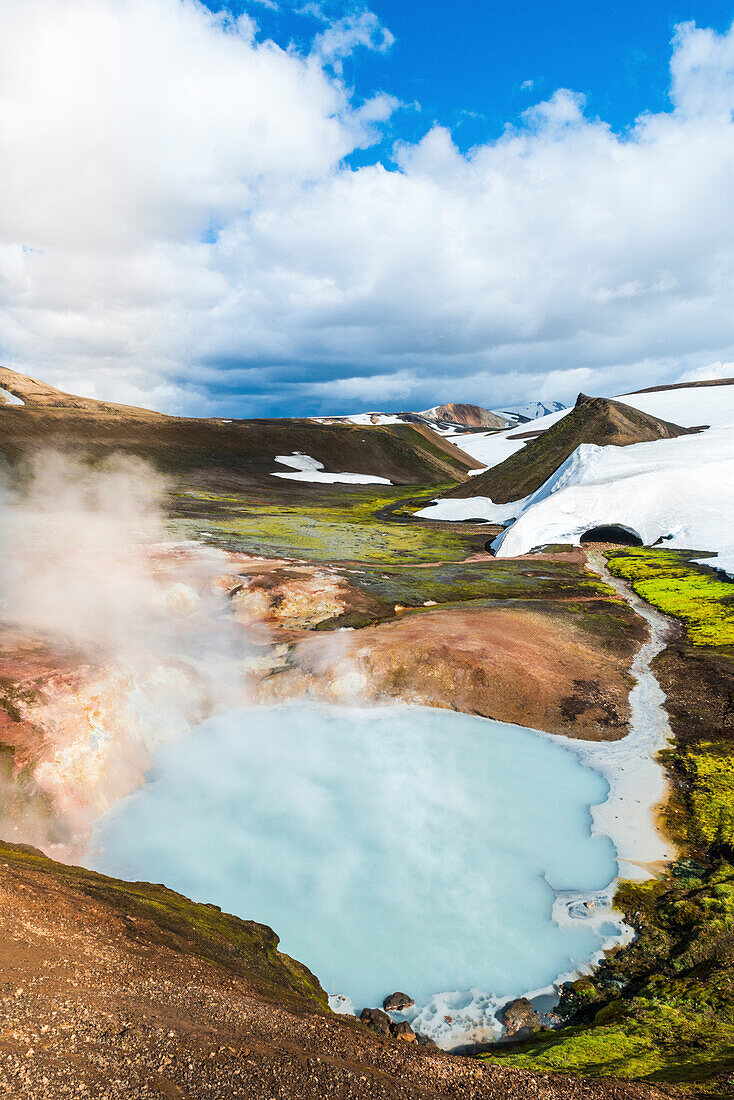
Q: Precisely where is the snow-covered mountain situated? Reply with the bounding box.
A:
[492,400,566,424]
[313,403,511,430]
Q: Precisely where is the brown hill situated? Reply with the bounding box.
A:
[449,393,694,504]
[0,366,478,489]
[0,365,162,416]
[417,403,507,429]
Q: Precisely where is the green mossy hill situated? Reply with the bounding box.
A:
[172,484,494,564]
[481,546,734,1090]
[449,394,693,504]
[606,548,734,647]
[0,841,327,1009]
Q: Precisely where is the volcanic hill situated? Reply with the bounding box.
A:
[415,403,508,429]
[448,393,694,504]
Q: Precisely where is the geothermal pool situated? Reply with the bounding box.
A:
[92,703,620,1044]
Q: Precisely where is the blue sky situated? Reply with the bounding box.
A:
[3,0,734,416]
[205,0,734,151]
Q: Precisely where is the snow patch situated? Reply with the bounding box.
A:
[310,413,403,426]
[442,429,526,470]
[415,496,523,524]
[272,452,392,485]
[0,387,24,406]
[493,426,734,572]
[493,401,566,423]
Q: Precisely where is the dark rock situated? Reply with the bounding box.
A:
[500,997,542,1041]
[359,1008,391,1036]
[391,1020,416,1043]
[383,992,415,1013]
[416,1033,438,1048]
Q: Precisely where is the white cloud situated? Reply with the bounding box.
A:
[675,360,734,383]
[2,6,734,415]
[312,9,394,74]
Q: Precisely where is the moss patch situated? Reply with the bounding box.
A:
[606,548,734,647]
[329,558,615,608]
[170,484,492,564]
[686,747,734,849]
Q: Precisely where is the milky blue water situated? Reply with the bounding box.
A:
[92,703,618,1020]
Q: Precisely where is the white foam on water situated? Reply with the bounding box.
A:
[91,702,621,1048]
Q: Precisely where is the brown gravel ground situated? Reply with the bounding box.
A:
[0,843,677,1100]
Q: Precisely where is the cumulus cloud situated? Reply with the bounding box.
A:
[1,3,734,415]
[312,8,395,73]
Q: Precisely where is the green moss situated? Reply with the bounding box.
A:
[606,548,734,646]
[332,559,615,608]
[685,747,734,848]
[484,1025,667,1079]
[170,485,491,564]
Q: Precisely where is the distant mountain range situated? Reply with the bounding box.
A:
[492,400,567,423]
[313,400,567,432]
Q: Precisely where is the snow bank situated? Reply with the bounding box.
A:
[272,452,392,485]
[617,383,734,430]
[493,426,734,572]
[415,496,522,524]
[442,429,526,470]
[0,387,24,406]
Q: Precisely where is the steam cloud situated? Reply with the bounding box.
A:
[0,451,254,857]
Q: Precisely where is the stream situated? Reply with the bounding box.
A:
[560,550,677,880]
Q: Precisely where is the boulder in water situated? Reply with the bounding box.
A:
[383,991,415,1012]
[500,997,542,1041]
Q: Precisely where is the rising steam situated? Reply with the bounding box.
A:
[0,451,254,858]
